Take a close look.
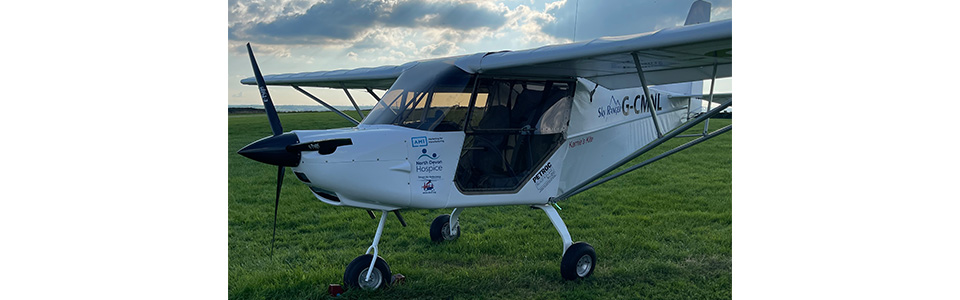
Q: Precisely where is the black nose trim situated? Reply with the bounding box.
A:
[238,132,301,167]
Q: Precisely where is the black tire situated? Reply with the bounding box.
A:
[430,214,460,243]
[560,242,596,280]
[343,254,392,290]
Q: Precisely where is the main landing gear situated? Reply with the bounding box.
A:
[428,205,595,280]
[430,208,462,242]
[534,204,596,280]
[343,205,595,290]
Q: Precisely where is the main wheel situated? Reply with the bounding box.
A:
[560,242,596,280]
[343,254,392,290]
[430,214,460,243]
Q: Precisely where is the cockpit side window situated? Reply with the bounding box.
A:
[421,90,483,131]
[361,60,476,132]
[393,78,477,131]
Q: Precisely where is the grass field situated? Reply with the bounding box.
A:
[229,111,731,299]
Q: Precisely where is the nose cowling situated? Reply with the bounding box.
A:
[238,132,301,167]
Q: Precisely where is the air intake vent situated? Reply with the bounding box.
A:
[309,186,340,202]
[294,171,310,183]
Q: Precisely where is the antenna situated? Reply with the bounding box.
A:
[573,0,579,41]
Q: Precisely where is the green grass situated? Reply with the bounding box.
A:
[229,111,731,299]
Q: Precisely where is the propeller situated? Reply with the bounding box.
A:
[246,43,287,257]
[271,164,284,257]
[247,43,283,136]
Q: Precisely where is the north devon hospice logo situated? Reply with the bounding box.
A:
[418,149,439,160]
[416,149,442,173]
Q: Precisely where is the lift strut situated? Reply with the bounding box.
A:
[340,82,365,120]
[292,85,360,125]
[551,99,732,202]
[631,52,664,138]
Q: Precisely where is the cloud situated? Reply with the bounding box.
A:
[535,0,733,42]
[502,1,570,45]
[536,0,575,40]
[231,0,511,45]
[227,40,292,57]
[242,0,380,43]
[227,0,594,59]
[384,0,509,30]
[417,40,461,57]
[711,5,732,21]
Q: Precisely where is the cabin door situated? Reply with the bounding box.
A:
[454,79,574,193]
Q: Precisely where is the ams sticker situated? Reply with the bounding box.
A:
[412,136,428,147]
[412,136,445,148]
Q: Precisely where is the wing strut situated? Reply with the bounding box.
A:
[631,52,664,138]
[292,85,360,125]
[551,99,731,203]
[562,124,730,201]
[341,83,365,120]
[678,59,722,138]
[703,58,719,136]
[365,87,381,102]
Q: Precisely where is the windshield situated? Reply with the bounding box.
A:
[361,60,475,131]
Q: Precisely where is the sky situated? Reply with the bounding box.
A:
[228,0,732,107]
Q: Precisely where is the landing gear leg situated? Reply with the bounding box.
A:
[534,204,596,280]
[430,208,462,243]
[344,210,393,290]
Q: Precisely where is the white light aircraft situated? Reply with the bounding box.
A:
[237,0,731,290]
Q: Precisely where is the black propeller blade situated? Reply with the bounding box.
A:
[247,43,287,257]
[246,43,283,137]
[271,165,284,257]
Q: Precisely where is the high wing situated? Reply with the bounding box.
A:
[456,19,731,90]
[239,63,416,89]
[241,19,731,91]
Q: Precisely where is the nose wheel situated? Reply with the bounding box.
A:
[343,254,392,290]
[343,210,393,290]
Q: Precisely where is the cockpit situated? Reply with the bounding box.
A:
[363,59,576,192]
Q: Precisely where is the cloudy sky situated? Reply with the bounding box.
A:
[228,0,732,106]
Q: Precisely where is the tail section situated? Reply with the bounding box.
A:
[678,0,713,116]
[684,0,712,25]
